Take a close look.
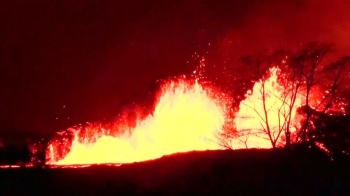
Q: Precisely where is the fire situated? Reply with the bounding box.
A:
[47,66,306,165]
[47,78,233,165]
[234,67,302,148]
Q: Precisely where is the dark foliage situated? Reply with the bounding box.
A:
[0,144,30,166]
[219,42,350,152]
[298,105,350,162]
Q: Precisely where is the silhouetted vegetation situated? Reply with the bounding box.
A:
[218,42,350,157]
[0,138,47,168]
[0,144,30,167]
[299,105,350,162]
[2,42,350,194]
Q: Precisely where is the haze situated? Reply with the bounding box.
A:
[0,0,349,141]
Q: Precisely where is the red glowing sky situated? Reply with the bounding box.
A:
[0,0,349,141]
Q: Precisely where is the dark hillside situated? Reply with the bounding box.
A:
[0,149,348,195]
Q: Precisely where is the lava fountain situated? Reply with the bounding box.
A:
[47,66,306,166]
[47,78,234,165]
[234,67,302,148]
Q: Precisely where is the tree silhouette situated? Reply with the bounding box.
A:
[284,43,350,144]
[298,105,350,161]
[218,42,350,150]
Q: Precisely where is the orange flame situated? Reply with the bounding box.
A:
[47,66,306,165]
[47,78,233,165]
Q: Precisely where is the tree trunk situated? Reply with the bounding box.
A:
[285,131,291,150]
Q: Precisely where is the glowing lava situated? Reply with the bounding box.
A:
[47,66,306,165]
[234,67,302,148]
[47,78,233,165]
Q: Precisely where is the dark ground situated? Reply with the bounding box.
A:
[1,148,349,196]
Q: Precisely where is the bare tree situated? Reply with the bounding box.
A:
[216,127,253,150]
[222,55,288,149]
[285,43,350,145]
[218,42,350,150]
[215,131,236,150]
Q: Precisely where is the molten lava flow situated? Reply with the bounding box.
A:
[234,67,302,148]
[46,65,311,165]
[47,78,233,165]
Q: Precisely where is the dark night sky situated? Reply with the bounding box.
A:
[0,0,349,140]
